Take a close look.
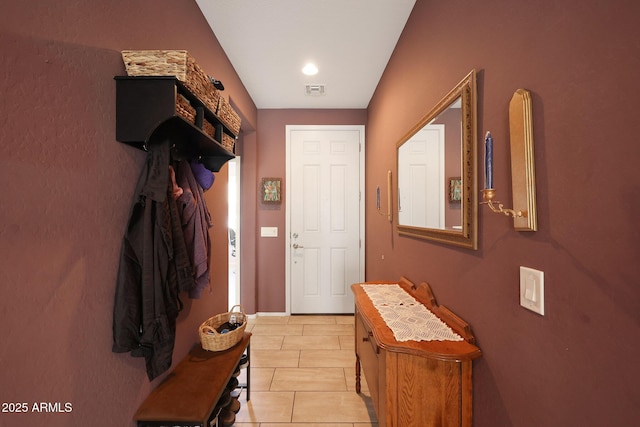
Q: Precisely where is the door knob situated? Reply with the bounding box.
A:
[292,243,304,249]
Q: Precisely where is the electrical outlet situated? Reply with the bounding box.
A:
[520,266,544,315]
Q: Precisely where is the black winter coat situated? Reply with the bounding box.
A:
[112,140,194,380]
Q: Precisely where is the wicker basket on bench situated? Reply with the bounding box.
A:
[199,305,247,352]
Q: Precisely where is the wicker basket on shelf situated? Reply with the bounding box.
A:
[176,94,196,124]
[199,305,247,352]
[121,50,220,114]
[217,97,242,136]
[222,134,235,153]
[202,119,215,138]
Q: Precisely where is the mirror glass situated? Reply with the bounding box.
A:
[396,70,477,249]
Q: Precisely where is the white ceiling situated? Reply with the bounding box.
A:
[195,0,416,109]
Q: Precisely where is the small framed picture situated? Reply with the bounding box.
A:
[261,178,282,204]
[449,177,462,202]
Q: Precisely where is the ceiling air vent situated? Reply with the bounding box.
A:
[305,84,325,96]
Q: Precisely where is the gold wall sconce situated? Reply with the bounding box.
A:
[481,89,537,231]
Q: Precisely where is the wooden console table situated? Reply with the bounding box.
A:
[352,278,481,427]
[134,332,251,426]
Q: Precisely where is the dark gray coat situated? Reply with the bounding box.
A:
[112,139,194,381]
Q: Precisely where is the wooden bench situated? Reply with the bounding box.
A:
[134,332,251,427]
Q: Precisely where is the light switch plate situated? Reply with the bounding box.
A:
[260,227,278,237]
[520,266,544,315]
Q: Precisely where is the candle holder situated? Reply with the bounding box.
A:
[481,188,526,218]
[481,89,537,231]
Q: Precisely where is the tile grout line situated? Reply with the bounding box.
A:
[290,389,298,424]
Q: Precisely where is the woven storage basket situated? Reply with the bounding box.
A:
[199,305,247,352]
[176,94,196,124]
[217,97,242,136]
[202,119,215,138]
[222,134,235,153]
[121,50,220,114]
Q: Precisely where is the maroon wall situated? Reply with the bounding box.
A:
[367,0,640,426]
[252,109,367,312]
[0,1,255,426]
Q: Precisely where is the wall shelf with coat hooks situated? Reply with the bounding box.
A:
[114,76,236,172]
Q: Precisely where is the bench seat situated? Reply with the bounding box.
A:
[134,332,251,426]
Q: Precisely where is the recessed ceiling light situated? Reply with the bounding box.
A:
[302,63,318,76]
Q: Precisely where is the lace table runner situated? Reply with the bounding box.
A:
[361,284,463,342]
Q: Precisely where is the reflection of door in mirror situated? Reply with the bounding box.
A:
[398,125,445,228]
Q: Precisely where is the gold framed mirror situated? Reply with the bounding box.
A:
[396,69,478,249]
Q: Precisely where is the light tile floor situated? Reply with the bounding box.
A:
[234,315,377,427]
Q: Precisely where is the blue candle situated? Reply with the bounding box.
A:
[485,131,493,189]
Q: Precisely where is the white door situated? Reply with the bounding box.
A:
[286,126,364,314]
[397,124,445,228]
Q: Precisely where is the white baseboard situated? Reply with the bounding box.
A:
[253,312,289,318]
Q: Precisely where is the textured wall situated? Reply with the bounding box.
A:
[0,1,255,425]
[366,0,640,426]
